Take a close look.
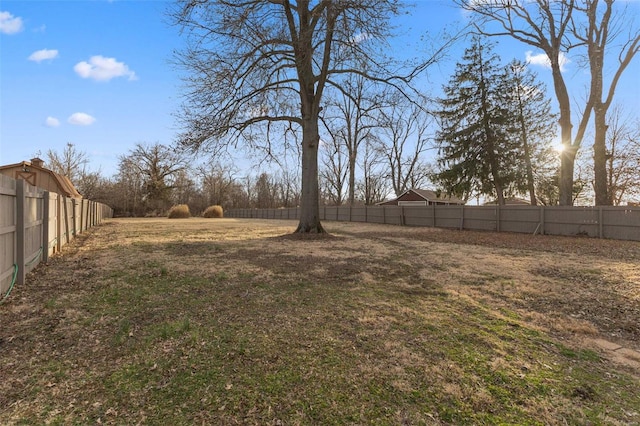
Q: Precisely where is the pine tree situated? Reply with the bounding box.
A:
[435,38,519,204]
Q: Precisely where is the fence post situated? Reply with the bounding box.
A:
[400,206,405,226]
[80,199,84,233]
[432,204,436,228]
[598,207,603,239]
[459,205,464,230]
[540,206,545,235]
[16,179,26,286]
[64,197,70,245]
[56,194,62,252]
[42,191,50,263]
[496,205,501,232]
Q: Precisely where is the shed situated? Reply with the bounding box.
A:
[378,189,465,206]
[0,158,82,198]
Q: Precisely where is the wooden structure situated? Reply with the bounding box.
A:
[0,175,112,298]
[0,157,82,199]
[378,189,465,206]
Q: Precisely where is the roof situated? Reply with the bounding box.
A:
[483,197,531,206]
[410,189,465,204]
[378,188,465,205]
[0,160,82,198]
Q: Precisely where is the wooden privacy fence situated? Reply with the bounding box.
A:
[0,175,113,299]
[227,204,640,242]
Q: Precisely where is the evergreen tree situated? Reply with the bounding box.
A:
[434,39,557,205]
[434,38,519,204]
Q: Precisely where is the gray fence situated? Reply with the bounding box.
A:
[227,204,640,241]
[0,175,113,300]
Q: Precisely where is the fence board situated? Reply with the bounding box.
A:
[0,176,16,294]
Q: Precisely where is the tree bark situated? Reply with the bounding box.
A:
[348,153,356,205]
[593,104,610,205]
[295,117,325,233]
[559,146,577,206]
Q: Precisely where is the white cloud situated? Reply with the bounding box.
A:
[0,11,24,34]
[68,112,96,126]
[525,50,571,72]
[73,55,137,82]
[45,116,60,127]
[28,49,59,63]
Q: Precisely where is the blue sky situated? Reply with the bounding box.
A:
[1,0,184,177]
[1,0,639,178]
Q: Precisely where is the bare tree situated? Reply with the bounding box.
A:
[197,162,240,208]
[172,0,429,233]
[122,143,186,214]
[571,0,640,205]
[602,106,640,204]
[171,169,198,208]
[356,138,389,204]
[46,142,89,183]
[323,73,382,204]
[112,157,145,216]
[507,60,558,205]
[375,93,432,197]
[320,134,349,205]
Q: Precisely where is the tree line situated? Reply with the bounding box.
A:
[45,1,640,222]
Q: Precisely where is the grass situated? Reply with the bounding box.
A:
[1,218,638,425]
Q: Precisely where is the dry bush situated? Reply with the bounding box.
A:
[168,204,191,219]
[203,205,224,218]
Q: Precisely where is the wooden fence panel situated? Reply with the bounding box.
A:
[433,206,463,229]
[544,207,600,237]
[460,206,495,231]
[45,192,58,258]
[0,175,113,299]
[384,206,403,225]
[602,208,640,241]
[0,176,16,295]
[23,183,44,277]
[351,206,367,222]
[499,206,540,234]
[336,206,350,222]
[404,205,434,227]
[226,204,640,242]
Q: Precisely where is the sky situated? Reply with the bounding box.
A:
[1,0,639,179]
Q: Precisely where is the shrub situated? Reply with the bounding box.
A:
[168,204,191,219]
[203,205,224,218]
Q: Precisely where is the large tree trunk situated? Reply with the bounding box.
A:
[295,117,325,233]
[559,145,577,206]
[593,104,610,205]
[348,153,356,205]
[549,54,577,207]
[557,108,575,206]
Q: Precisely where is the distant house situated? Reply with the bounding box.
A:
[0,158,82,198]
[483,197,531,206]
[377,189,465,206]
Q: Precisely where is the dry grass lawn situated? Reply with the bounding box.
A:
[1,218,639,425]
